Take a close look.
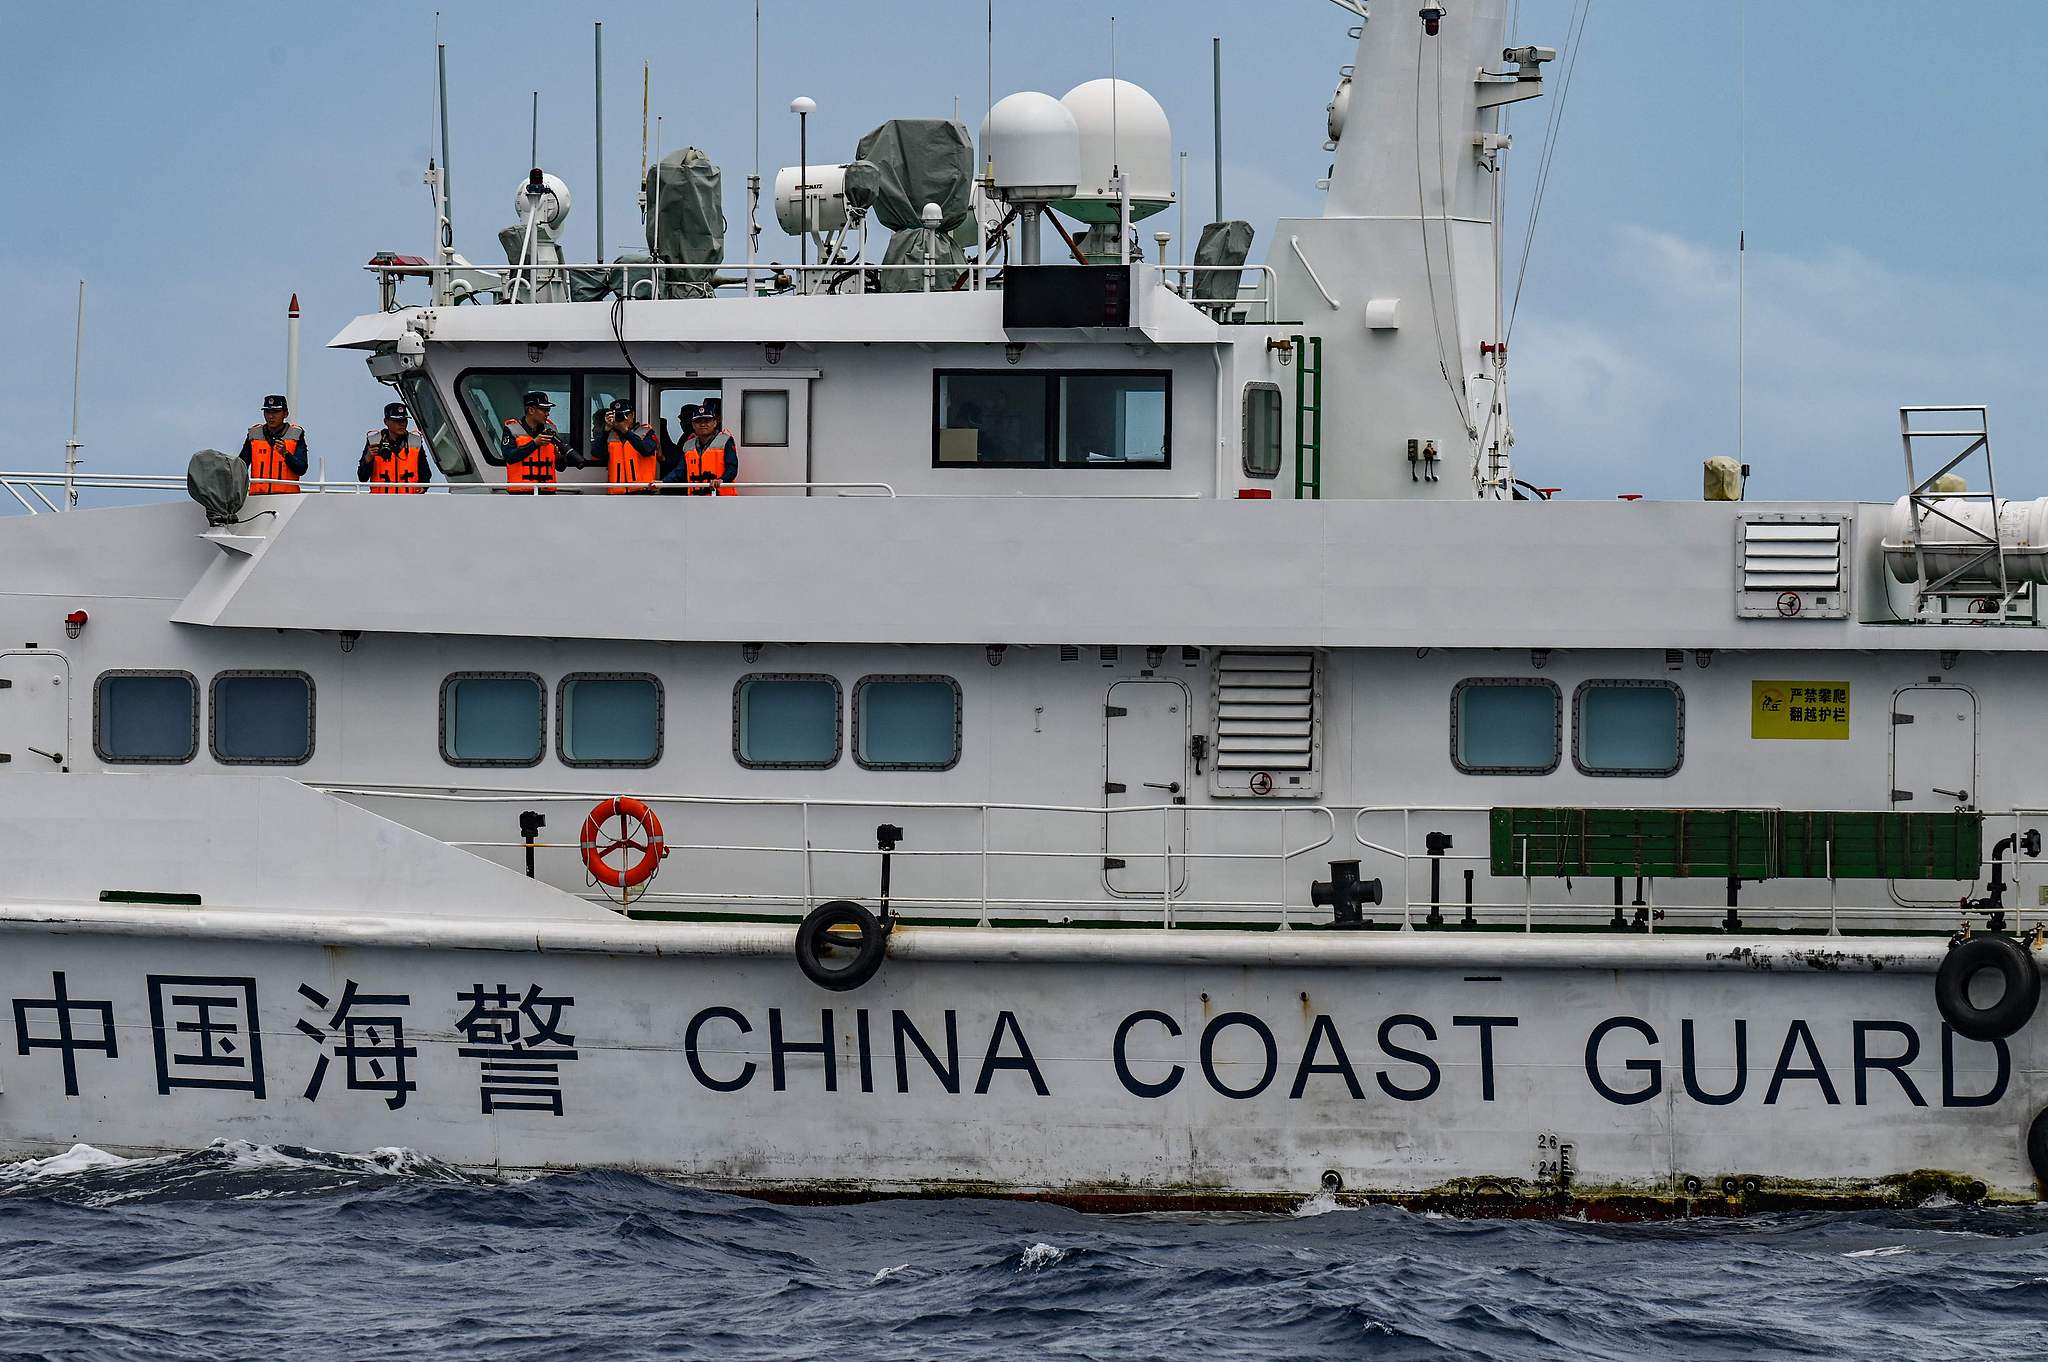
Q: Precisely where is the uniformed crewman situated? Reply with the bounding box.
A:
[591,397,661,494]
[358,401,431,493]
[499,391,562,491]
[662,401,738,495]
[239,395,308,495]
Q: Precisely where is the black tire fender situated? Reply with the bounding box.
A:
[794,900,888,992]
[1936,934,2042,1042]
[2028,1108,2048,1192]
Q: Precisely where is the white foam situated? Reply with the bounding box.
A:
[868,1263,910,1285]
[1292,1187,1344,1218]
[1844,1245,1911,1258]
[0,1143,132,1184]
[1019,1242,1065,1270]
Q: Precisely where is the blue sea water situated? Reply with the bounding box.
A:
[1,1143,2046,1361]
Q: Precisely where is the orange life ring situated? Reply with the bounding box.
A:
[579,796,668,889]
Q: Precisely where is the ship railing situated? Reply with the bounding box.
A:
[0,471,897,508]
[318,783,1336,928]
[365,259,1281,323]
[1351,805,2042,935]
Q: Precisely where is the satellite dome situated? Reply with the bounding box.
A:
[980,91,1081,202]
[1053,79,1173,225]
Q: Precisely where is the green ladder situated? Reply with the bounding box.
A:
[1293,333,1323,500]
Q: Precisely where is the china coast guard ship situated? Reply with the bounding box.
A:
[3,0,2045,1215]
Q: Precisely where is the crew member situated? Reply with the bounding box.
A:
[500,391,561,491]
[663,402,738,495]
[239,395,308,495]
[591,397,661,494]
[358,401,431,493]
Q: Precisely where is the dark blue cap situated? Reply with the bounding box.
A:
[261,394,288,412]
[523,391,554,409]
[382,401,408,421]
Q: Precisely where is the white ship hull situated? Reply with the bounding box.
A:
[0,906,2031,1214]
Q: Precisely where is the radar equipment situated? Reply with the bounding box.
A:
[981,91,1080,266]
[500,169,572,303]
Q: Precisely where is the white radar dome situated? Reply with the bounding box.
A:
[1054,78,1173,225]
[512,171,572,229]
[980,91,1080,202]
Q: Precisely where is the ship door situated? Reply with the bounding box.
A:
[725,379,809,495]
[0,652,70,774]
[1890,683,1978,902]
[1104,680,1189,897]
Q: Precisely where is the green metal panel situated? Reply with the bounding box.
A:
[1489,808,1983,882]
[1489,808,1776,879]
[1776,811,1982,881]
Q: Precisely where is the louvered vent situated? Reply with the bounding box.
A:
[1210,650,1323,798]
[1736,516,1849,619]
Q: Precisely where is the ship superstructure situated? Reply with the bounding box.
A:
[0,1,2043,1212]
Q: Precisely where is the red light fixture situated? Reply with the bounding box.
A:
[63,610,87,639]
[1238,488,1273,500]
[1419,4,1445,36]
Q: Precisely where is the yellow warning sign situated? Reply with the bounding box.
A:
[1752,680,1850,740]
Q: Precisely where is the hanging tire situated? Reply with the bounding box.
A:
[794,900,888,992]
[2028,1109,2048,1191]
[1935,934,2042,1042]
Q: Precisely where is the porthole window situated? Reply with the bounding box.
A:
[734,674,842,769]
[93,670,198,765]
[1242,383,1283,479]
[1450,678,1560,774]
[559,673,662,768]
[1574,680,1684,777]
[441,672,544,767]
[211,671,315,765]
[853,675,962,771]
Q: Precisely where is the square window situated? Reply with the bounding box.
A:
[94,671,197,764]
[854,676,961,770]
[1451,679,1560,774]
[1575,681,1684,777]
[212,672,314,765]
[735,675,841,768]
[1059,373,1167,465]
[740,390,790,447]
[560,674,662,767]
[442,673,544,766]
[936,372,1048,465]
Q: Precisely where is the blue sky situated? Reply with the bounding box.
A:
[2,1,2042,503]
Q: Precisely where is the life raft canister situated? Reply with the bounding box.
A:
[579,796,668,889]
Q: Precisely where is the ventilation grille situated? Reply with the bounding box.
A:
[1736,516,1849,618]
[1204,651,1318,798]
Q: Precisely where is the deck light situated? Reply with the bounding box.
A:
[1419,4,1445,36]
[62,610,86,639]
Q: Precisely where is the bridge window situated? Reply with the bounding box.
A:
[1242,383,1283,479]
[93,671,197,765]
[458,370,631,465]
[211,671,314,765]
[935,370,1171,467]
[397,375,472,478]
[559,673,662,767]
[1451,678,1560,774]
[734,674,841,768]
[1574,680,1684,777]
[441,672,544,767]
[854,676,961,770]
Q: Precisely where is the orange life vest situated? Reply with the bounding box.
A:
[680,433,737,496]
[246,423,305,495]
[365,432,428,493]
[502,418,559,490]
[605,425,660,493]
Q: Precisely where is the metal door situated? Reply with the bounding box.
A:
[0,652,71,774]
[1104,680,1189,897]
[1890,683,1978,903]
[724,379,810,494]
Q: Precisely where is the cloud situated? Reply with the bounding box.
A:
[1509,224,2040,501]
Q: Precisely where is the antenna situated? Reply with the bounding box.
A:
[1211,36,1223,224]
[749,0,762,292]
[640,61,650,190]
[437,40,453,237]
[594,22,605,262]
[1111,16,1128,265]
[63,280,83,510]
[1736,0,1748,473]
[530,91,539,169]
